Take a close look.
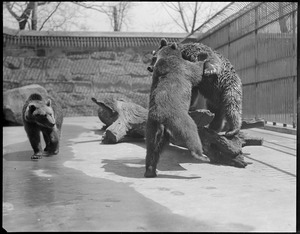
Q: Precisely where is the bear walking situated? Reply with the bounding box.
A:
[148,39,242,137]
[22,93,64,159]
[145,40,211,178]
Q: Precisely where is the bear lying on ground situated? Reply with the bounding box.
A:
[145,41,212,178]
[22,93,64,159]
[147,39,242,137]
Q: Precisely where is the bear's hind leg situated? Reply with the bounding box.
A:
[45,129,60,155]
[168,114,210,162]
[224,108,242,137]
[144,120,168,178]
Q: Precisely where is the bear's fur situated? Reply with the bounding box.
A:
[148,39,242,137]
[145,41,210,178]
[22,93,64,159]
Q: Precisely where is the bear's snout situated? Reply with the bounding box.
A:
[147,66,154,72]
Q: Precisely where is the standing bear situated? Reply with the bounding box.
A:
[147,39,243,137]
[22,93,64,159]
[145,41,213,178]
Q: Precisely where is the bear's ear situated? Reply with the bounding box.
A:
[160,38,168,47]
[171,43,178,50]
[46,99,52,107]
[28,104,36,113]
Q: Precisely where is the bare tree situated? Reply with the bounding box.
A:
[4,2,87,31]
[4,1,49,30]
[4,1,134,32]
[161,2,225,34]
[74,2,134,31]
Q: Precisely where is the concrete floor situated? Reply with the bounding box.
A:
[3,116,296,232]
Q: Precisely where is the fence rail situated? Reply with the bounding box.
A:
[197,2,297,128]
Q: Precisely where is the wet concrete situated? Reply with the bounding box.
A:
[3,117,296,232]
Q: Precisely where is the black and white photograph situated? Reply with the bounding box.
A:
[2,1,297,232]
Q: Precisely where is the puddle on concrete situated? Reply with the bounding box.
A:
[32,169,52,178]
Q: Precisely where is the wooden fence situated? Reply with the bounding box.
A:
[197,2,297,128]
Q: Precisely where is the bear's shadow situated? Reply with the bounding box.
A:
[3,140,42,161]
[4,149,36,161]
[102,143,205,179]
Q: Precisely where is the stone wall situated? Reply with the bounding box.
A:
[3,45,154,117]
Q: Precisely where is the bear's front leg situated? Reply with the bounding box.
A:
[25,127,44,159]
[42,131,51,152]
[48,128,60,154]
[222,91,242,137]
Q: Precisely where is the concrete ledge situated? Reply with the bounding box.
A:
[263,124,296,135]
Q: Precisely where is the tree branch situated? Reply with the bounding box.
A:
[72,2,108,13]
[118,2,129,31]
[161,3,186,32]
[177,2,189,32]
[166,2,178,12]
[39,2,61,31]
[191,2,198,32]
[5,2,21,21]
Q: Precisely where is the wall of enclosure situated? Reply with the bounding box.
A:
[3,28,192,117]
[198,2,297,127]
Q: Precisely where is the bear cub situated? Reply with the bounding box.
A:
[145,40,211,178]
[22,93,64,159]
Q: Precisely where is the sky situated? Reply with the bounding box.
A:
[79,2,230,32]
[3,2,230,33]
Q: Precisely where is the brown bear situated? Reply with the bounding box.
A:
[147,39,242,137]
[144,41,211,178]
[22,93,64,159]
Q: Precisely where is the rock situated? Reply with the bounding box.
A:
[3,84,48,126]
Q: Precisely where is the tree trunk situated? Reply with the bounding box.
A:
[31,2,38,30]
[113,6,119,31]
[92,97,147,143]
[19,1,35,30]
[92,97,264,168]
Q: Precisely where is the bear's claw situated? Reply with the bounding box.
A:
[191,152,211,162]
[31,154,43,160]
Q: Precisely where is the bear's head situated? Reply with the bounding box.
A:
[147,38,181,72]
[25,99,56,128]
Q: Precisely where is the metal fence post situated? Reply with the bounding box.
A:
[292,2,297,128]
[254,5,259,119]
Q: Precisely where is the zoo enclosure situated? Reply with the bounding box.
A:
[3,28,196,117]
[194,2,297,128]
